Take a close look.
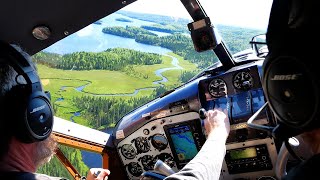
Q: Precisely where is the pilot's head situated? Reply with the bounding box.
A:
[262,0,320,139]
[0,42,57,171]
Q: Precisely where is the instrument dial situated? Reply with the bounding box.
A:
[132,136,150,153]
[151,134,168,151]
[127,162,143,177]
[208,78,227,98]
[233,71,254,90]
[120,144,136,159]
[139,155,157,171]
[155,153,175,167]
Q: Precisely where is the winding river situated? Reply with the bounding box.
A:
[45,13,183,168]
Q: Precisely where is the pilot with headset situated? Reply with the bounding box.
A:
[260,0,320,178]
[165,0,320,179]
[0,42,110,179]
[1,0,319,179]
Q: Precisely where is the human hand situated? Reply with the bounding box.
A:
[204,109,230,142]
[86,168,110,180]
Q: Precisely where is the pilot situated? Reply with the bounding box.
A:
[164,109,230,180]
[0,42,110,180]
[167,0,320,179]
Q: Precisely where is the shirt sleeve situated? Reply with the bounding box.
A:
[164,139,226,180]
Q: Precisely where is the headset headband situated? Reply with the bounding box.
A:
[0,41,42,92]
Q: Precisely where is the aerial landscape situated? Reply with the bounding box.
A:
[34,10,263,178]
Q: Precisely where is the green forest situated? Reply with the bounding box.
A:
[33,48,162,71]
[102,25,263,70]
[34,10,265,179]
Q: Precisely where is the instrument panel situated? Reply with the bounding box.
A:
[116,112,205,180]
[115,62,278,180]
[199,65,268,127]
[198,64,278,179]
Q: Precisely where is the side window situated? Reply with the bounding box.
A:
[37,145,100,179]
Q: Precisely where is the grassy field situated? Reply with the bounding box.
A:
[162,52,197,87]
[37,53,197,127]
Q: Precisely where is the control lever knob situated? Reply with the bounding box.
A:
[199,108,207,120]
[199,108,208,138]
[154,159,176,176]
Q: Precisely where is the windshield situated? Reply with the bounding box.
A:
[34,0,272,177]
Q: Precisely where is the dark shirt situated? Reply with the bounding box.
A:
[0,172,67,180]
[283,153,320,180]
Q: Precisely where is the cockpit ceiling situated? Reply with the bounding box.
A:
[0,0,136,55]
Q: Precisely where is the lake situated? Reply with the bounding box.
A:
[44,12,175,169]
[44,13,172,55]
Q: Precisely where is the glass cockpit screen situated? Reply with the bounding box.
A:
[164,120,204,169]
[230,91,251,123]
[169,125,198,161]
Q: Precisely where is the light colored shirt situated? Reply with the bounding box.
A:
[165,138,226,180]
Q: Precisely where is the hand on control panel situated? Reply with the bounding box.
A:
[204,109,230,142]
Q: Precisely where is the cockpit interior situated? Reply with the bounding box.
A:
[1,0,317,180]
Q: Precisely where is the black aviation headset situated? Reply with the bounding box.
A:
[0,41,53,143]
[262,0,320,139]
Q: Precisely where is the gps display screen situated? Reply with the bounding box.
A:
[168,125,198,162]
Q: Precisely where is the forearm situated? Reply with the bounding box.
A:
[165,138,226,180]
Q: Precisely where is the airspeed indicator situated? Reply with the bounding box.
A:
[208,78,227,98]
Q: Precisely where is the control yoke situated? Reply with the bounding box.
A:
[154,159,176,176]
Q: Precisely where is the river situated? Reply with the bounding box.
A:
[45,13,181,168]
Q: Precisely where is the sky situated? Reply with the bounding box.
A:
[122,0,273,30]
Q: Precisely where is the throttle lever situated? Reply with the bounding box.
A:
[154,159,176,176]
[199,108,207,138]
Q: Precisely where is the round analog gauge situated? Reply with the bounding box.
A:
[208,78,227,98]
[151,134,168,151]
[127,162,143,177]
[139,155,157,171]
[132,136,150,153]
[155,153,175,168]
[120,144,136,159]
[233,71,254,90]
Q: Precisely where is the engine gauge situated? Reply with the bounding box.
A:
[139,155,157,171]
[208,78,227,98]
[126,162,143,177]
[155,153,175,167]
[120,144,136,159]
[233,71,254,90]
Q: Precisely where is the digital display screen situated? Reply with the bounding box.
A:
[169,125,198,161]
[230,147,257,160]
[214,97,229,111]
[231,92,251,122]
[251,89,265,113]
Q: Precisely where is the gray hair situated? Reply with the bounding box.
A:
[0,44,36,95]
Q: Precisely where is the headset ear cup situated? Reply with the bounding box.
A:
[24,91,53,143]
[263,53,320,137]
[5,86,53,143]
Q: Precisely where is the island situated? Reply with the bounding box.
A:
[115,18,133,23]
